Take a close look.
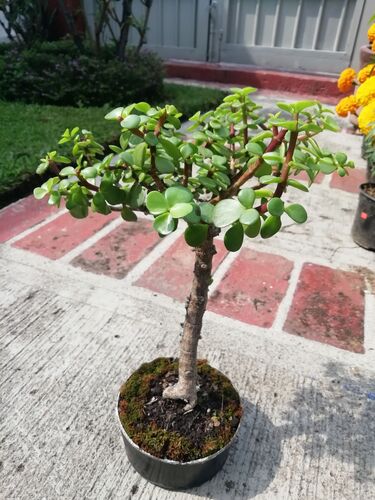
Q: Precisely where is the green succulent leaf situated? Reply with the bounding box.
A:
[100,180,126,205]
[284,203,308,223]
[259,175,282,185]
[262,152,283,165]
[92,192,111,215]
[121,206,137,221]
[170,202,193,218]
[260,215,282,238]
[224,222,244,252]
[80,166,98,178]
[184,224,208,247]
[133,142,147,168]
[158,137,181,161]
[238,187,255,208]
[153,213,176,235]
[318,159,336,174]
[246,142,264,156]
[245,217,261,238]
[60,166,76,177]
[146,191,168,214]
[155,156,175,174]
[287,179,309,192]
[129,184,146,209]
[240,208,259,225]
[200,202,214,224]
[105,107,124,120]
[33,187,47,200]
[212,199,245,228]
[267,198,284,216]
[69,204,89,219]
[165,186,193,206]
[121,114,141,129]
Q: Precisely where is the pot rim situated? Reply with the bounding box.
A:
[359,182,375,201]
[116,377,242,466]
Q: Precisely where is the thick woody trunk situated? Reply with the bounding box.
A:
[163,227,218,409]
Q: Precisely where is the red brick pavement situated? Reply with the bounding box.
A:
[284,263,365,353]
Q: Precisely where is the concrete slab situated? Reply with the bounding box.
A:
[0,247,374,500]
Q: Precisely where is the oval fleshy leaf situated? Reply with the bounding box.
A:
[224,222,244,252]
[185,224,208,247]
[146,191,168,215]
[153,213,176,235]
[284,204,308,223]
[267,198,284,216]
[238,188,255,209]
[212,199,245,228]
[170,202,193,218]
[260,215,281,239]
[165,186,193,206]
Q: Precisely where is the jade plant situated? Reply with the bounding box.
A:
[34,87,353,410]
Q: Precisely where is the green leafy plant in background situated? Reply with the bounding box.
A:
[34,88,353,409]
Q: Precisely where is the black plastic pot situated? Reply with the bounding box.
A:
[117,393,242,490]
[351,183,375,251]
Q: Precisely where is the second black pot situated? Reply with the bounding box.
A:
[351,183,375,250]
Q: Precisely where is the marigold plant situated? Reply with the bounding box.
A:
[355,76,375,107]
[358,64,375,84]
[337,68,356,93]
[358,101,375,134]
[368,23,375,43]
[336,96,358,117]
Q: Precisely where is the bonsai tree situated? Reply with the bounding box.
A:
[34,87,354,410]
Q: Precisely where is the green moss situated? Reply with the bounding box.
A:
[118,357,242,462]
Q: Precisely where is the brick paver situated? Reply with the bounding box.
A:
[71,219,160,279]
[0,196,60,243]
[208,248,294,328]
[135,236,228,301]
[330,168,366,194]
[14,211,118,259]
[284,263,365,353]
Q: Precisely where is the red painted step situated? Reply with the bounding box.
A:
[208,248,293,328]
[135,236,228,301]
[284,262,365,353]
[71,219,160,279]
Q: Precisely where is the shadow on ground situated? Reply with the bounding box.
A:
[191,361,375,499]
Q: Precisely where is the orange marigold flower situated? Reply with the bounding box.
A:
[336,96,358,117]
[355,76,375,107]
[358,64,375,83]
[368,23,375,43]
[358,101,375,135]
[337,68,356,93]
[372,38,375,52]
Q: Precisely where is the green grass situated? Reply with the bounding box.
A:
[0,83,227,196]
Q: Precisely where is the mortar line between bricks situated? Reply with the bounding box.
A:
[5,208,68,245]
[124,228,184,285]
[208,250,239,297]
[2,243,373,369]
[58,211,154,264]
[364,292,375,360]
[272,258,304,332]
[58,217,123,263]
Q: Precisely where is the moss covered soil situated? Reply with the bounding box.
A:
[118,358,242,463]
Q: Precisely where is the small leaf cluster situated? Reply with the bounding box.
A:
[34,88,353,252]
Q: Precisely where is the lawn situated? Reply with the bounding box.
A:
[0,84,227,199]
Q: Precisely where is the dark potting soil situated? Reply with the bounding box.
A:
[364,184,375,199]
[118,358,242,462]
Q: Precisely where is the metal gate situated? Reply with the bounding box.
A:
[84,0,371,74]
[212,0,366,74]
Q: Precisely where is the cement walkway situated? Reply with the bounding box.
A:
[0,97,374,499]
